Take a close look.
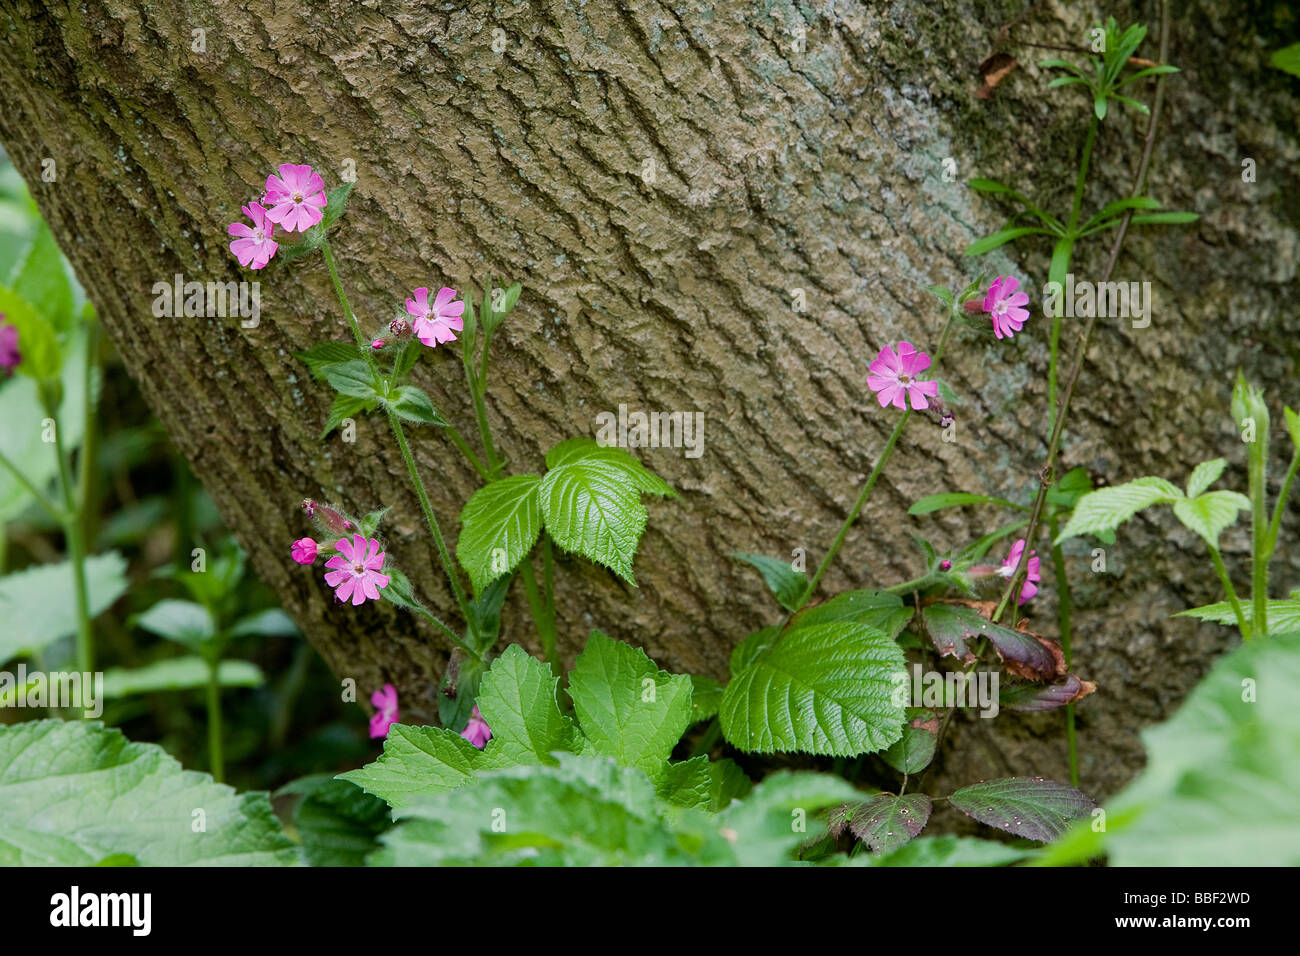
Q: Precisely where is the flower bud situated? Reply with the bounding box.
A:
[388,317,410,337]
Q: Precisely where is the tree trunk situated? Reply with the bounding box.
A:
[2,0,1296,800]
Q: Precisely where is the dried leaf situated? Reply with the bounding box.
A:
[977,52,1018,99]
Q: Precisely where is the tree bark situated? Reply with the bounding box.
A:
[2,0,1297,799]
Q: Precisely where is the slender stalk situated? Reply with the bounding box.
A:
[77,323,101,548]
[205,657,225,782]
[52,410,92,677]
[1049,514,1078,786]
[1049,116,1098,430]
[1266,448,1300,556]
[796,311,959,611]
[996,1,1173,621]
[0,449,64,523]
[1208,544,1249,641]
[519,558,559,674]
[1248,446,1269,639]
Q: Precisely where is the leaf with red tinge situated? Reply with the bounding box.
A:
[848,793,932,853]
[923,602,1063,680]
[1002,674,1097,712]
[949,776,1096,842]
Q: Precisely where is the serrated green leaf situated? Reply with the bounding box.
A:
[847,793,932,853]
[568,630,693,779]
[0,720,296,865]
[715,771,861,866]
[732,552,807,611]
[789,589,911,639]
[0,552,129,663]
[476,644,581,764]
[456,475,542,592]
[545,437,676,497]
[689,674,723,724]
[293,341,361,379]
[1172,490,1250,546]
[1175,599,1300,635]
[337,724,491,814]
[538,459,647,582]
[1055,476,1182,543]
[719,620,907,756]
[729,626,780,677]
[949,776,1095,843]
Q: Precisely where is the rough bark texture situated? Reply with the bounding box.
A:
[2,0,1297,801]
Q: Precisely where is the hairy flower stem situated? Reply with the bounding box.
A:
[1266,448,1300,557]
[319,237,482,652]
[995,0,1173,626]
[1208,545,1249,641]
[796,311,959,612]
[1049,514,1078,786]
[1247,444,1269,639]
[206,657,225,782]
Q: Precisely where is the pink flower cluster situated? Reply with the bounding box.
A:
[227,164,328,270]
[982,276,1030,339]
[291,531,390,607]
[997,538,1042,605]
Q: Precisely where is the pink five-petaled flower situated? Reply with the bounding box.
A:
[867,342,939,410]
[983,275,1031,339]
[227,202,279,270]
[405,287,464,348]
[369,683,399,739]
[323,534,390,606]
[0,320,19,376]
[263,164,328,233]
[460,704,492,749]
[996,538,1042,605]
[290,537,318,565]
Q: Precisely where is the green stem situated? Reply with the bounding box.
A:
[387,409,481,657]
[0,448,64,523]
[1265,448,1300,559]
[206,657,225,782]
[519,558,559,675]
[447,424,489,480]
[1049,514,1078,787]
[51,409,92,678]
[78,323,101,549]
[1248,441,1269,639]
[1208,544,1249,642]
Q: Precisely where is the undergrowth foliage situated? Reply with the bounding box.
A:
[3,13,1297,867]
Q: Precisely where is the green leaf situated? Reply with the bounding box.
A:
[964,226,1050,257]
[229,608,298,638]
[1046,466,1093,509]
[0,552,129,664]
[1171,490,1250,546]
[466,574,511,653]
[1055,476,1182,543]
[689,674,724,724]
[1106,632,1300,865]
[281,775,389,867]
[0,720,296,865]
[568,630,693,779]
[475,644,581,764]
[386,384,448,426]
[1080,195,1161,232]
[132,598,216,654]
[544,437,676,497]
[538,459,647,582]
[0,285,60,380]
[101,657,264,699]
[356,507,390,539]
[293,341,361,379]
[925,285,954,309]
[732,552,808,611]
[729,626,780,677]
[321,393,367,439]
[719,620,907,756]
[456,475,543,592]
[846,793,932,853]
[322,360,382,400]
[789,589,911,639]
[319,181,354,231]
[879,717,937,774]
[378,568,428,617]
[1175,599,1300,636]
[948,776,1095,843]
[337,724,490,814]
[9,223,73,329]
[1271,42,1300,78]
[715,771,861,866]
[908,492,1026,515]
[1129,211,1199,225]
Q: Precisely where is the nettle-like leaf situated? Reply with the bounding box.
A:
[456,475,542,593]
[545,437,676,498]
[1185,457,1227,498]
[1171,490,1251,547]
[789,589,912,638]
[1105,631,1300,866]
[1056,476,1181,542]
[568,630,693,780]
[0,551,129,664]
[689,674,724,724]
[337,724,494,814]
[475,643,580,763]
[715,771,862,867]
[1176,599,1300,636]
[719,619,907,756]
[733,551,808,611]
[538,458,647,582]
[279,775,390,868]
[0,721,296,865]
[948,776,1095,843]
[846,793,932,853]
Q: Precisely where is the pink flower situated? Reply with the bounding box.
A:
[0,320,19,375]
[867,341,939,410]
[323,534,390,606]
[405,287,464,348]
[227,202,278,270]
[370,338,386,350]
[263,164,327,233]
[983,276,1030,339]
[290,537,318,565]
[460,704,492,749]
[996,538,1042,604]
[369,683,399,739]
